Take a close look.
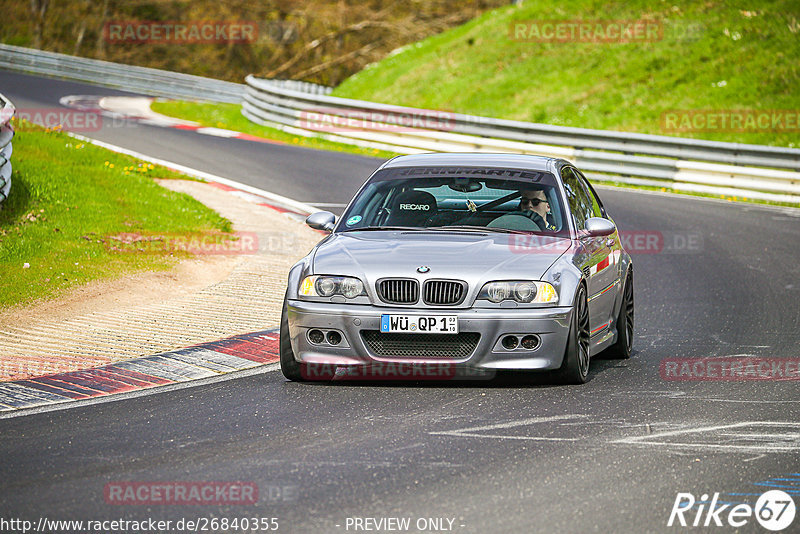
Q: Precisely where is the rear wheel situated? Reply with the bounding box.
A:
[604,269,634,359]
[555,285,591,384]
[279,294,306,382]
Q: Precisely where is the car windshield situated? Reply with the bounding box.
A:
[337,166,569,235]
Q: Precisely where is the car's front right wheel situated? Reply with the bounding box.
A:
[279,294,306,382]
[555,285,591,384]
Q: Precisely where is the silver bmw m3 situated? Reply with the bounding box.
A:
[280,153,634,384]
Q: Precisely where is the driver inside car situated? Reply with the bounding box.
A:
[518,187,557,231]
[485,185,557,232]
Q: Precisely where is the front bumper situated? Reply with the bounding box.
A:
[287,299,573,371]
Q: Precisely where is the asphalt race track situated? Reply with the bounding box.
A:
[1,71,799,533]
[0,71,383,208]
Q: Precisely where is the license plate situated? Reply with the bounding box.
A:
[380,314,458,334]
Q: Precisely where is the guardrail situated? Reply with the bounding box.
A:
[0,93,14,204]
[0,44,332,103]
[243,74,800,204]
[0,44,246,103]
[1,44,335,104]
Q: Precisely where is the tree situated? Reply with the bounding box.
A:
[30,0,49,49]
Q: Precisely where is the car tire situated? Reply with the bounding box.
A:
[555,284,591,385]
[604,269,634,360]
[279,294,306,382]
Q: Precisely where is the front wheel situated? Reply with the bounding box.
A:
[279,295,306,382]
[555,285,591,384]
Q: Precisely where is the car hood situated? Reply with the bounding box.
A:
[312,231,571,283]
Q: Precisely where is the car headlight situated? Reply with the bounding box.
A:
[478,281,558,304]
[299,275,365,299]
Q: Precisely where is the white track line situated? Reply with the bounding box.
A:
[613,422,800,453]
[68,132,319,215]
[429,414,588,441]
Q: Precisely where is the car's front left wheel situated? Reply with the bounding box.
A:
[603,269,634,359]
[555,284,591,384]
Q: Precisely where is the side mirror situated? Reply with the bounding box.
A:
[585,217,616,237]
[306,211,336,232]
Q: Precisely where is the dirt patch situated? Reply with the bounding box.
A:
[0,179,322,381]
[0,255,238,329]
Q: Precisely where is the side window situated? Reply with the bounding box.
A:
[575,170,604,218]
[561,167,593,229]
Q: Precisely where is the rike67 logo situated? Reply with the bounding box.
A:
[668,490,795,531]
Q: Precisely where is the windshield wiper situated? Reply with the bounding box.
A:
[340,226,428,232]
[341,225,529,235]
[427,225,529,235]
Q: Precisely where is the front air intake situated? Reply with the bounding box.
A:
[377,278,419,304]
[423,280,466,305]
[360,331,480,359]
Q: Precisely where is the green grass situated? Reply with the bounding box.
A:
[149,100,398,160]
[332,0,800,147]
[0,120,233,309]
